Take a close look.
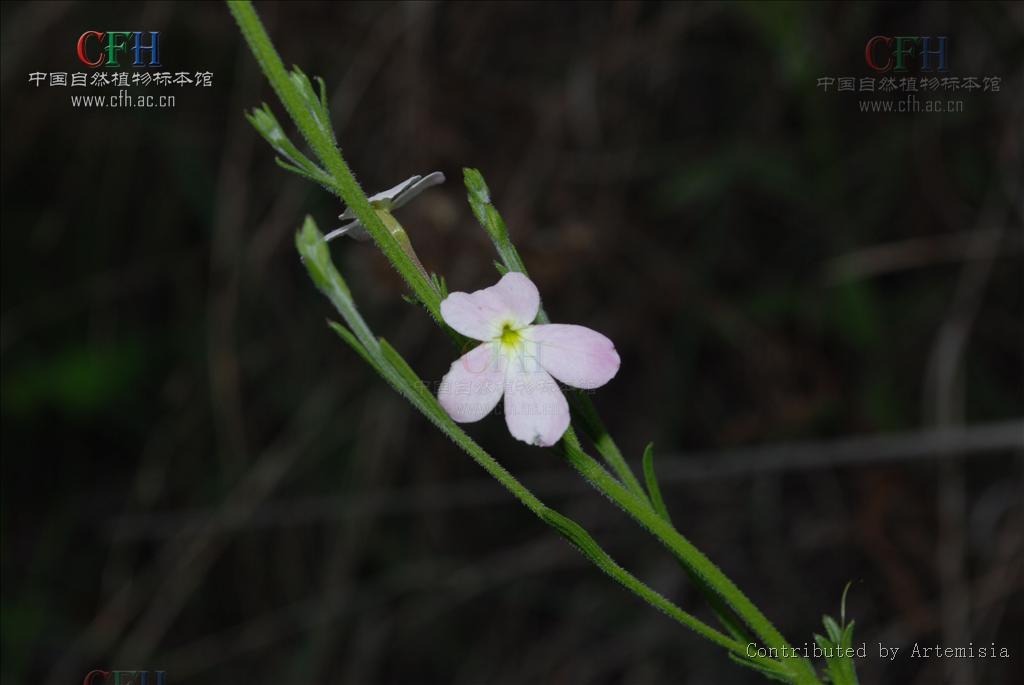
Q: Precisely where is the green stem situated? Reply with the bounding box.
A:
[561,428,819,684]
[464,169,771,653]
[569,391,649,501]
[227,0,443,323]
[295,219,788,677]
[235,3,821,680]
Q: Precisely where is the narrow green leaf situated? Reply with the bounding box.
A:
[815,633,846,685]
[429,272,449,298]
[274,157,332,187]
[840,621,855,650]
[326,320,379,371]
[462,167,493,233]
[642,442,673,523]
[813,634,833,656]
[840,581,853,626]
[823,616,842,645]
[463,167,490,205]
[839,622,859,685]
[570,393,650,503]
[246,103,328,180]
[378,339,436,400]
[314,75,329,114]
[462,168,524,272]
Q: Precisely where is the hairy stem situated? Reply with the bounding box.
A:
[561,429,820,684]
[227,0,443,322]
[296,218,787,675]
[233,2,821,681]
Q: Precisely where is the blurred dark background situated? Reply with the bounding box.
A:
[2,2,1022,684]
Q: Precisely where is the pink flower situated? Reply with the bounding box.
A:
[437,272,620,446]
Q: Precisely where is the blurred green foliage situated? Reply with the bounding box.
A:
[3,342,144,417]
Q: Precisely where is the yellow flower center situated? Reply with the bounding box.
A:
[499,323,522,349]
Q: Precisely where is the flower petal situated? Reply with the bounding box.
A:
[438,342,507,422]
[369,175,421,205]
[491,272,541,326]
[337,177,417,223]
[336,172,445,226]
[523,323,620,389]
[324,219,371,242]
[391,171,445,210]
[440,272,540,341]
[503,354,569,446]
